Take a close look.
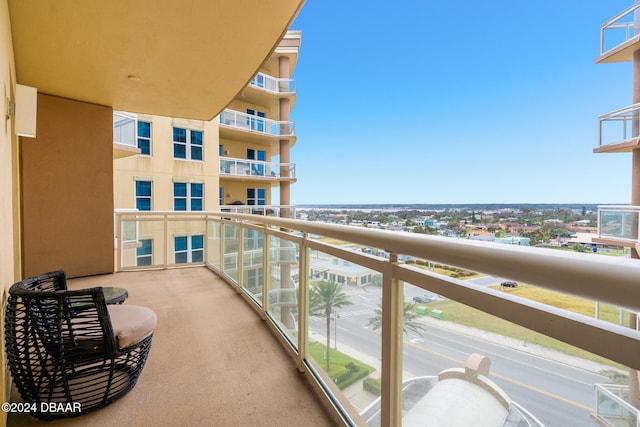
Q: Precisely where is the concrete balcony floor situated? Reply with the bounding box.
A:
[8,267,334,427]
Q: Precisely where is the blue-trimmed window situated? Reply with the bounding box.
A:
[173,127,203,160]
[247,188,266,206]
[137,121,151,155]
[175,235,204,264]
[135,181,152,211]
[174,183,203,211]
[137,239,153,266]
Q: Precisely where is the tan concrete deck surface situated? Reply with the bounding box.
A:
[8,267,335,426]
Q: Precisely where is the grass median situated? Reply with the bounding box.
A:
[424,284,629,369]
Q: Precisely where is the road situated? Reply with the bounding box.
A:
[309,284,606,426]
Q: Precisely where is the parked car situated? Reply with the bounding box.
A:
[413,294,435,303]
[501,281,518,288]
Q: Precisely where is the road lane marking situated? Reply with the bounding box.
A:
[404,341,595,412]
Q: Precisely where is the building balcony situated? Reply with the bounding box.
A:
[594,103,640,153]
[7,267,335,427]
[218,109,295,144]
[595,205,640,250]
[113,112,141,159]
[219,157,296,182]
[249,73,295,94]
[219,204,296,218]
[99,211,640,426]
[596,3,640,63]
[243,73,297,110]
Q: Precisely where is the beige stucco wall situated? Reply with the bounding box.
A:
[21,94,114,278]
[0,1,18,423]
[114,116,219,211]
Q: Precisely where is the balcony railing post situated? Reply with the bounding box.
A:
[380,253,403,427]
[298,234,309,372]
[237,224,244,291]
[163,213,168,269]
[261,224,269,319]
[116,213,122,272]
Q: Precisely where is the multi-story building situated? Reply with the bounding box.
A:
[113,32,300,217]
[112,32,300,270]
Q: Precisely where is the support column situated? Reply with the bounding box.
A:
[278,56,291,219]
[628,48,640,410]
[277,55,294,330]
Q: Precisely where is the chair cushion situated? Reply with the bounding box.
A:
[107,305,157,349]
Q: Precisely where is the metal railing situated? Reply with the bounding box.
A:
[219,205,296,217]
[249,72,295,94]
[113,111,137,147]
[598,103,640,147]
[220,157,295,179]
[597,205,640,242]
[114,211,640,426]
[600,3,640,56]
[595,384,639,427]
[219,109,295,137]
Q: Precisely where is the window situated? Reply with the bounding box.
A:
[246,109,265,132]
[247,148,266,176]
[175,235,204,264]
[137,239,153,266]
[137,121,151,155]
[219,186,224,206]
[173,127,203,160]
[247,188,266,206]
[136,181,152,211]
[174,183,203,211]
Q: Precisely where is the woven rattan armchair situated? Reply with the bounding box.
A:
[4,270,157,419]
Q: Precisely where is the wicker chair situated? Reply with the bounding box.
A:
[4,271,157,419]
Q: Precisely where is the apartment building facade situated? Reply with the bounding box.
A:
[112,33,300,270]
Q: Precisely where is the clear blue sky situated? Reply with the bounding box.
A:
[287,1,634,205]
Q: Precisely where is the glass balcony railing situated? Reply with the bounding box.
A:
[598,103,640,148]
[220,157,295,180]
[113,111,137,147]
[599,3,640,57]
[249,72,295,94]
[597,205,640,243]
[595,384,640,427]
[219,204,295,218]
[219,109,295,137]
[114,211,640,427]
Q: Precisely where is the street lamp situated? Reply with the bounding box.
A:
[332,310,340,350]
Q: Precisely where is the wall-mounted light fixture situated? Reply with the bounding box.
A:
[12,84,38,138]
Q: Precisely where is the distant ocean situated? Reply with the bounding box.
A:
[296,203,610,211]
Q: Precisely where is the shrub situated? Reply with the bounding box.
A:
[363,377,381,396]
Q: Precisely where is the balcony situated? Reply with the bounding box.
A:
[219,109,295,144]
[104,211,640,426]
[244,73,297,110]
[113,112,141,159]
[595,104,640,153]
[219,157,296,182]
[595,205,640,250]
[249,72,295,95]
[7,267,335,427]
[219,205,296,218]
[596,3,640,63]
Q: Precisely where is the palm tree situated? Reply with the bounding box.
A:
[366,302,426,336]
[309,280,353,371]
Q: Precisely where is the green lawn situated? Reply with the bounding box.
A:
[424,284,629,368]
[308,341,374,389]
